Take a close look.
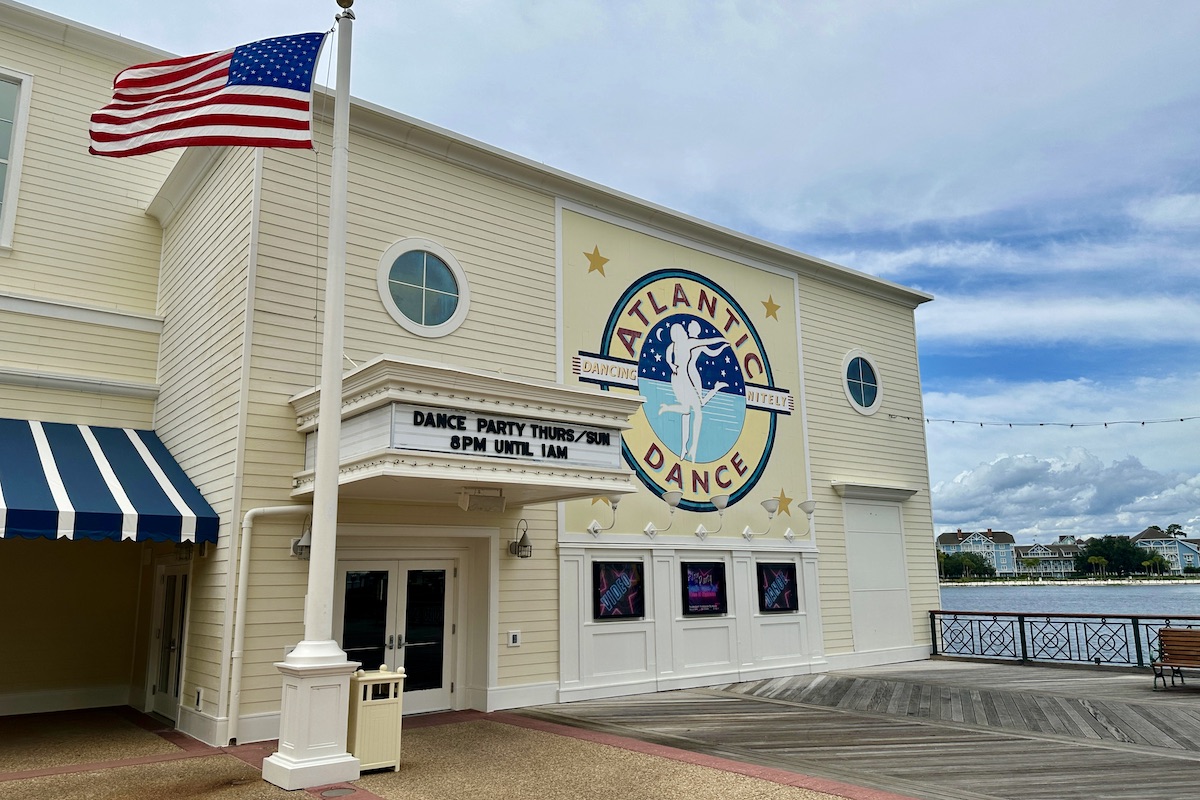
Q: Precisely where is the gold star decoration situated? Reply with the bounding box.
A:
[774,489,794,516]
[762,295,781,320]
[585,246,609,276]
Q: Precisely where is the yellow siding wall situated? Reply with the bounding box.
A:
[154,147,257,715]
[799,279,938,654]
[494,506,558,685]
[0,24,166,427]
[254,128,558,383]
[0,312,159,384]
[224,127,563,714]
[0,384,154,427]
[0,26,174,315]
[0,15,173,704]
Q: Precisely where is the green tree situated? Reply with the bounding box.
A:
[942,552,996,578]
[1087,555,1108,577]
[1075,536,1151,576]
[1166,523,1186,539]
[1146,553,1170,574]
[1019,557,1042,577]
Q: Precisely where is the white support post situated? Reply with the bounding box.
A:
[262,3,361,790]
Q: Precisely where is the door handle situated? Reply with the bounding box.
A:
[385,634,394,650]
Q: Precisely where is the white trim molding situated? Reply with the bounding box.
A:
[376,237,471,338]
[0,365,159,398]
[841,349,883,416]
[830,481,919,502]
[0,291,163,333]
[0,64,34,251]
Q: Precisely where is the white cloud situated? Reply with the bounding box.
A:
[32,1,1200,235]
[932,450,1198,541]
[916,295,1200,346]
[1128,194,1200,230]
[828,236,1200,279]
[924,374,1200,541]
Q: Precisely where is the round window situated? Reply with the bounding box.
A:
[377,238,470,337]
[842,350,883,415]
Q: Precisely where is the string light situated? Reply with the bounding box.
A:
[888,414,1199,428]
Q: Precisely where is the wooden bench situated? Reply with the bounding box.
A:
[1152,627,1200,689]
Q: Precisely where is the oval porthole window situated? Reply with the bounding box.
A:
[842,350,883,416]
[376,238,470,337]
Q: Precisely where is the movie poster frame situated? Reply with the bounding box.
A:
[756,561,799,613]
[592,560,646,621]
[680,561,728,616]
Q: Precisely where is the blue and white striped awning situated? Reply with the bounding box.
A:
[0,418,219,543]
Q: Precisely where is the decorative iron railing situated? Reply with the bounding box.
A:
[929,610,1200,667]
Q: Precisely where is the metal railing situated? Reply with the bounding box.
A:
[930,610,1200,667]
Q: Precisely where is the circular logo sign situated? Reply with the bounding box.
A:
[589,269,783,512]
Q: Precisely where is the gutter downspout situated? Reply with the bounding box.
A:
[228,504,312,745]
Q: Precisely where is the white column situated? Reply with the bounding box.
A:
[263,4,360,790]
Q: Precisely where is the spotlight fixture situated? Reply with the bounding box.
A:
[695,495,730,539]
[742,498,780,540]
[586,495,625,537]
[643,491,683,537]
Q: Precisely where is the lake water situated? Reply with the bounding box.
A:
[938,583,1200,618]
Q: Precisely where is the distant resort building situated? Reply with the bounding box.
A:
[936,528,1200,577]
[935,529,1016,575]
[1013,537,1081,579]
[1131,528,1200,574]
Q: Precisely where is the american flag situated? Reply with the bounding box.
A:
[89,32,328,158]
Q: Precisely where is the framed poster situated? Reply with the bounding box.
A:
[681,561,727,616]
[756,562,799,613]
[592,561,645,620]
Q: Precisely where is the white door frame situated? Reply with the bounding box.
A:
[333,557,458,715]
[144,559,190,720]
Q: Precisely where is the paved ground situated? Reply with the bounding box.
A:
[0,706,910,800]
[523,661,1200,800]
[6,661,1192,800]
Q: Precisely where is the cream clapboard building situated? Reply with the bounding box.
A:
[0,0,939,750]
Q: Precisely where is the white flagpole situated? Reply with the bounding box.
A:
[263,1,361,789]
[303,0,355,652]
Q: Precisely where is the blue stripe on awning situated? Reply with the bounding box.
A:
[0,418,219,544]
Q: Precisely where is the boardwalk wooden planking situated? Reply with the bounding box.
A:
[522,661,1200,800]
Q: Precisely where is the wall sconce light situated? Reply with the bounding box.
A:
[742,498,780,540]
[695,494,730,539]
[508,519,533,558]
[290,517,312,560]
[643,491,683,537]
[780,499,817,542]
[586,495,625,537]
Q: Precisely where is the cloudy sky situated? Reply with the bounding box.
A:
[26,0,1200,542]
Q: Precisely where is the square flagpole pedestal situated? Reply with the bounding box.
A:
[261,641,361,790]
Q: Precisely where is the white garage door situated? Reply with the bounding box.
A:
[844,501,913,652]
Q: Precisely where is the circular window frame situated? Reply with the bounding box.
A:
[842,349,883,416]
[376,237,471,338]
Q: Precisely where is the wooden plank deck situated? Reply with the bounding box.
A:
[520,661,1200,800]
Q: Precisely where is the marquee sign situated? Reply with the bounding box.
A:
[392,403,623,470]
[575,269,792,512]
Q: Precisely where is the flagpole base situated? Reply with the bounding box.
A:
[262,645,360,790]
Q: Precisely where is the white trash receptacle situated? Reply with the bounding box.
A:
[347,667,406,771]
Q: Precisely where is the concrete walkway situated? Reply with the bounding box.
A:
[0,706,912,800]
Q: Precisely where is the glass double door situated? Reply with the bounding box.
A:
[334,560,455,714]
